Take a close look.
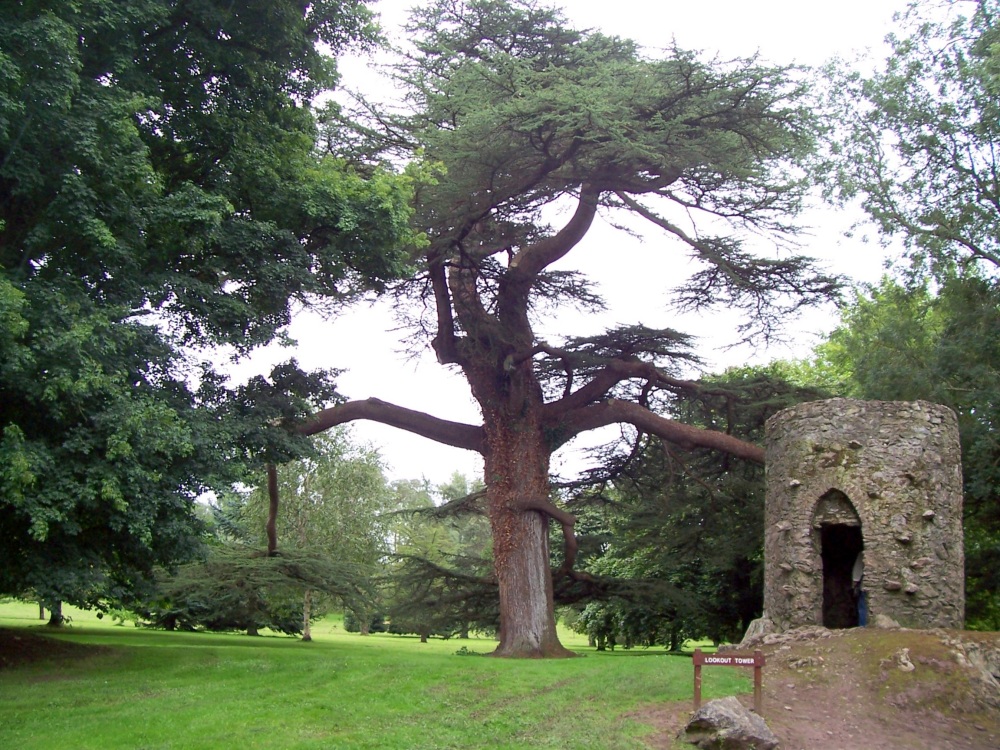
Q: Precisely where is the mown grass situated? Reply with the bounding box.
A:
[0,601,748,749]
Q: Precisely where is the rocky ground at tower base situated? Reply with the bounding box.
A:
[633,625,1000,750]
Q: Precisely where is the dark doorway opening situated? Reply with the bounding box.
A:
[821,524,863,629]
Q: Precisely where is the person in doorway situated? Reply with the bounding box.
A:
[852,550,867,626]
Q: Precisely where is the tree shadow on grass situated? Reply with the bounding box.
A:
[0,627,109,671]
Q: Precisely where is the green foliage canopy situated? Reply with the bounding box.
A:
[823,0,1000,276]
[0,0,414,608]
[568,366,827,647]
[383,473,497,639]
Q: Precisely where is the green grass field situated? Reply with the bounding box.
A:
[0,601,747,749]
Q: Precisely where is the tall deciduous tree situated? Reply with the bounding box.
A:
[823,0,1000,276]
[293,0,836,656]
[0,1,413,609]
[238,429,391,639]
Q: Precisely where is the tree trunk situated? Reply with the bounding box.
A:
[266,463,279,556]
[302,589,312,642]
[38,602,45,620]
[484,420,575,658]
[46,600,64,627]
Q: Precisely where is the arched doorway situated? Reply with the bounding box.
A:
[820,524,863,628]
[813,490,864,629]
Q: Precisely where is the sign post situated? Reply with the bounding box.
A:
[692,649,765,715]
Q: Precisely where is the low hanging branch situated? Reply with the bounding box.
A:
[555,399,767,464]
[298,397,485,452]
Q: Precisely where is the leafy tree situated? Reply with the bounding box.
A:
[821,0,1000,627]
[0,1,413,610]
[568,366,827,648]
[823,0,1000,276]
[292,0,835,656]
[233,429,392,639]
[343,608,387,633]
[147,547,370,636]
[383,472,496,641]
[815,275,1000,628]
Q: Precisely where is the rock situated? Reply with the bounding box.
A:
[944,636,1000,708]
[896,647,915,672]
[874,613,901,629]
[679,696,779,750]
[738,616,774,647]
[760,625,835,647]
[787,655,824,669]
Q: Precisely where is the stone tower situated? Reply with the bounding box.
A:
[763,399,964,631]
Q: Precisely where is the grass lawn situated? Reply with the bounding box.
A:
[0,600,748,749]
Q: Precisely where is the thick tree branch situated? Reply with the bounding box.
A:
[554,399,765,464]
[429,253,460,364]
[299,398,486,454]
[506,342,576,398]
[542,359,711,417]
[508,183,601,279]
[516,496,579,574]
[449,262,498,340]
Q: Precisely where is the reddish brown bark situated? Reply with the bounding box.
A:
[288,389,762,657]
[483,418,575,658]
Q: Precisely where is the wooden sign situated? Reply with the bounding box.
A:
[692,648,765,715]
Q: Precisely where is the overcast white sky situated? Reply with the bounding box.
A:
[236,0,912,485]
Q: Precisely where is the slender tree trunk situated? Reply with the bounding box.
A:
[302,589,312,642]
[484,420,574,658]
[266,463,279,556]
[38,602,45,620]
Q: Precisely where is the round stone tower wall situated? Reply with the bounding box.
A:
[764,399,964,631]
